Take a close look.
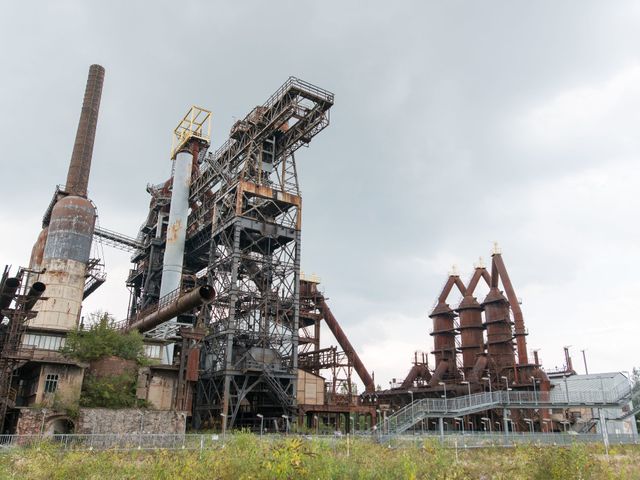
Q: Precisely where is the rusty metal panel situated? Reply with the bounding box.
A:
[186,347,200,382]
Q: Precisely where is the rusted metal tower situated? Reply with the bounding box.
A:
[0,268,46,432]
[192,78,334,430]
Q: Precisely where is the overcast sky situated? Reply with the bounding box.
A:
[1,1,639,390]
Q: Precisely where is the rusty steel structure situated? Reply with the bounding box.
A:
[299,279,375,393]
[120,77,334,430]
[0,268,46,432]
[378,247,551,432]
[296,278,376,431]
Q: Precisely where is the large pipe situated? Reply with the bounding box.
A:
[158,143,199,363]
[491,253,529,365]
[24,282,46,312]
[316,297,375,392]
[65,64,105,198]
[125,285,215,333]
[0,278,20,311]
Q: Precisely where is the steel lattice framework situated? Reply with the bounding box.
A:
[192,78,334,430]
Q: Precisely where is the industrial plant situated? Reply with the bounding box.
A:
[0,65,637,441]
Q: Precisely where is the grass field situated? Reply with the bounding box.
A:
[1,433,639,479]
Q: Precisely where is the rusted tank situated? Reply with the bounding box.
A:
[34,196,96,330]
[29,227,48,272]
[429,304,458,385]
[43,196,96,264]
[482,287,516,378]
[457,295,484,376]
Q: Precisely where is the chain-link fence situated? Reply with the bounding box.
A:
[0,431,637,451]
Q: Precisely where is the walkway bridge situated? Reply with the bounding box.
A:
[378,384,638,442]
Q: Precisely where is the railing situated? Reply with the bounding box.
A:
[381,384,634,439]
[0,432,636,451]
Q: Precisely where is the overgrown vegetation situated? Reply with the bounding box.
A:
[62,311,145,363]
[79,373,143,409]
[1,434,639,479]
[61,311,148,409]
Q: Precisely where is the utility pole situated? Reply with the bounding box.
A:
[581,349,589,374]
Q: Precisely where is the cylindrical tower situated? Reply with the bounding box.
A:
[159,148,197,299]
[457,295,485,376]
[65,64,105,198]
[482,288,516,378]
[29,64,104,331]
[29,227,49,272]
[31,197,96,330]
[429,303,458,383]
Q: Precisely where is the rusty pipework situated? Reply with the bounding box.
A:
[491,253,528,365]
[23,282,46,312]
[299,280,375,392]
[0,278,20,311]
[124,285,215,333]
[311,292,375,393]
[65,64,105,198]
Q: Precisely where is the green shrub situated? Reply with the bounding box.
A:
[79,372,144,408]
[62,311,145,363]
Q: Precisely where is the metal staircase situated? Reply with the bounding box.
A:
[377,384,634,442]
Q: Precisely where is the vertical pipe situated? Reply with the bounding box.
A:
[159,143,197,363]
[65,64,105,198]
[491,254,528,365]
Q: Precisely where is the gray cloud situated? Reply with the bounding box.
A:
[2,1,639,388]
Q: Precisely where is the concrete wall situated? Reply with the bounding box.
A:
[76,408,187,434]
[29,258,86,331]
[16,409,74,435]
[89,356,137,379]
[16,408,187,435]
[297,369,325,405]
[35,363,84,407]
[137,367,178,410]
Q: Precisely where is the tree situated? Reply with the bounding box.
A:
[62,311,144,363]
[62,311,148,408]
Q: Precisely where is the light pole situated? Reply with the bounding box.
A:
[481,417,491,432]
[530,376,537,401]
[460,381,471,398]
[313,415,319,436]
[523,418,534,434]
[257,414,264,438]
[407,390,414,431]
[455,417,464,435]
[501,375,510,392]
[281,414,289,435]
[220,413,227,442]
[438,381,447,412]
[482,376,492,395]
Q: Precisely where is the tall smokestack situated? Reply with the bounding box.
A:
[30,65,104,331]
[65,64,105,198]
